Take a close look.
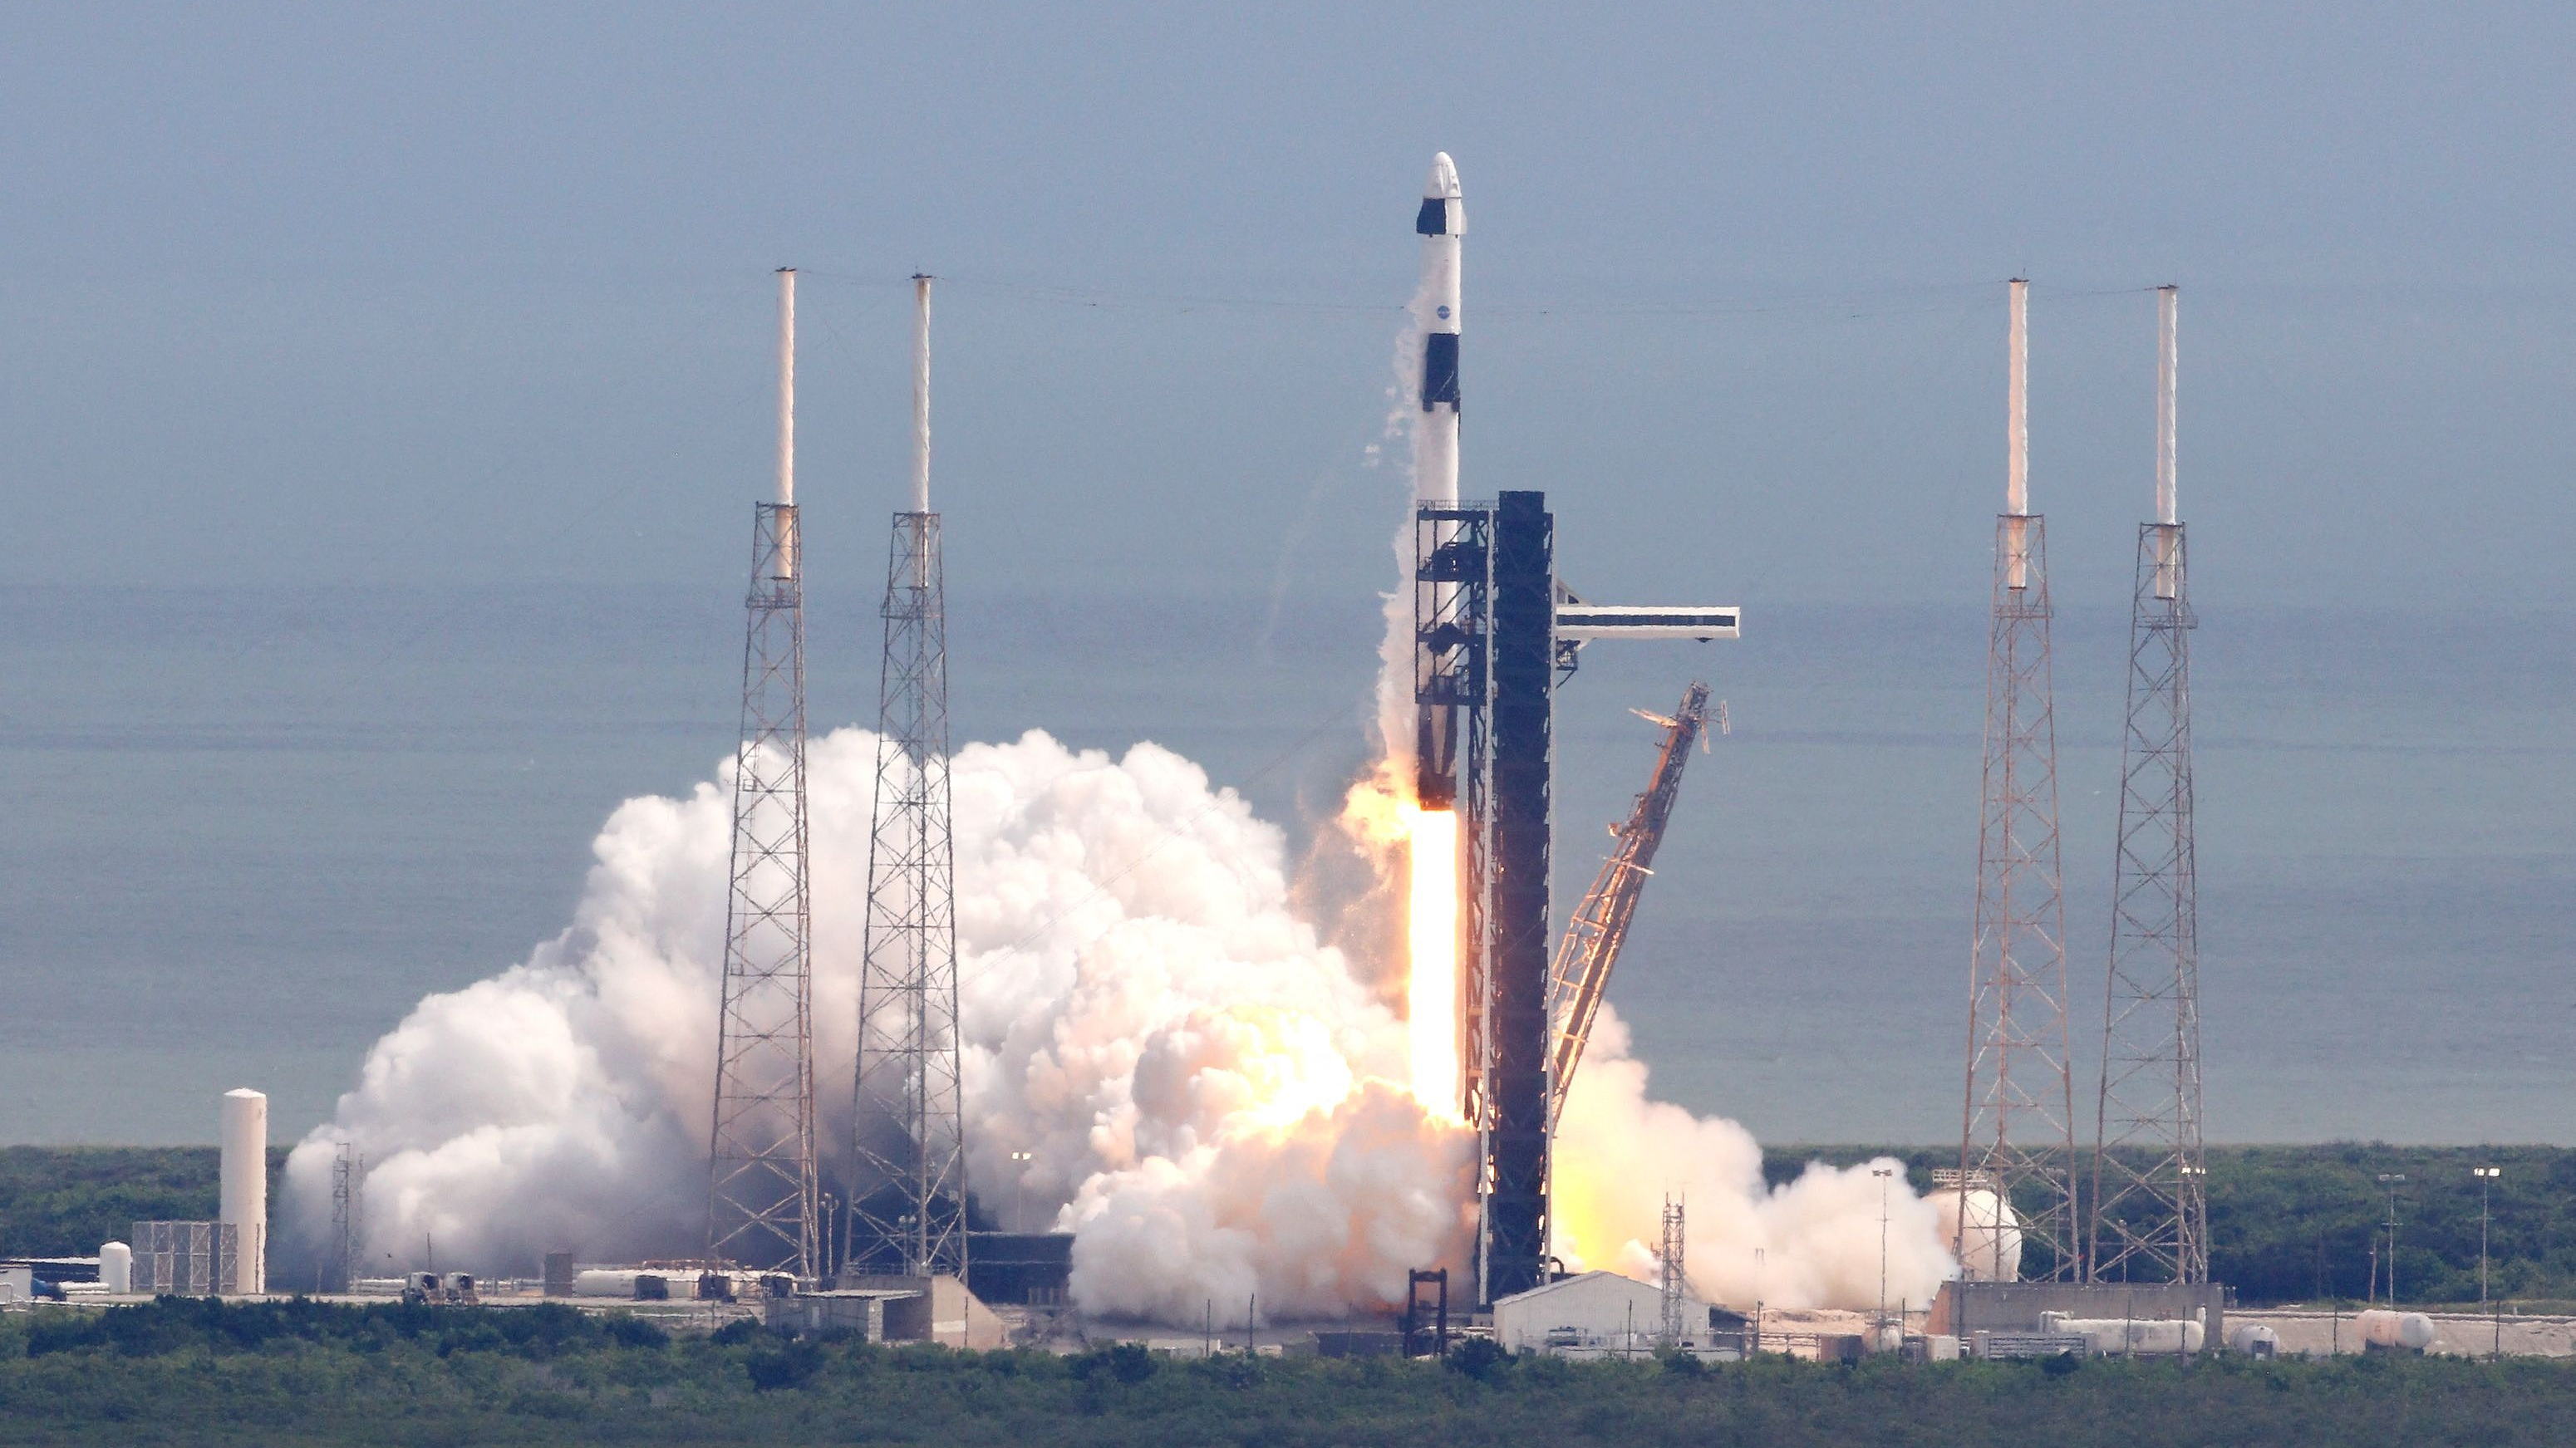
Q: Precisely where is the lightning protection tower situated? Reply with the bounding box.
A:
[709,268,821,1279]
[853,275,967,1279]
[1958,278,2078,1282]
[2089,286,2208,1284]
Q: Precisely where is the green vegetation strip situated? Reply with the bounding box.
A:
[0,1301,2569,1447]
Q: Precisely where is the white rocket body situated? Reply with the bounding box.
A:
[1413,152,1463,508]
[1410,154,1466,805]
[220,1088,267,1294]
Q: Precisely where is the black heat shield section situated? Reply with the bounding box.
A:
[1421,333,1461,410]
[1483,490,1552,1303]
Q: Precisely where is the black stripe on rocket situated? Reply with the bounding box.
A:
[1422,334,1459,411]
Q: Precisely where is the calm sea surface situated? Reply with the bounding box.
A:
[2,584,2568,1146]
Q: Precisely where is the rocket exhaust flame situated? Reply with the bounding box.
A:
[1405,805,1461,1120]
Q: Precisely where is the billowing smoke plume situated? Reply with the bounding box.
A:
[282,729,1476,1318]
[281,722,1953,1318]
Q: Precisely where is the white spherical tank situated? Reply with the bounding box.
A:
[219,1088,268,1295]
[1932,1188,2024,1281]
[99,1241,132,1294]
[2226,1323,2280,1356]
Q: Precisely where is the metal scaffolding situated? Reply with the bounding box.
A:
[852,509,966,1278]
[1657,1196,1688,1347]
[2088,520,2205,1283]
[707,497,821,1279]
[1546,682,1713,1131]
[327,1141,363,1294]
[1959,508,2078,1282]
[2090,286,2206,1284]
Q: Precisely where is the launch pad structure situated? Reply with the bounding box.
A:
[1414,493,1738,1307]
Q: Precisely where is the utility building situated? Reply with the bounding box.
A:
[1492,1271,1739,1360]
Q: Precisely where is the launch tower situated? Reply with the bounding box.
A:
[708,268,822,1279]
[2088,286,2208,1284]
[852,275,968,1279]
[1957,278,2079,1282]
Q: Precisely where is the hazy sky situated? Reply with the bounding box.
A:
[6,3,2572,610]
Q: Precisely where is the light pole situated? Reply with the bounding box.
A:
[2375,1174,2406,1307]
[1009,1150,1035,1230]
[2474,1166,2501,1305]
[2180,1162,2208,1284]
[1872,1167,1893,1346]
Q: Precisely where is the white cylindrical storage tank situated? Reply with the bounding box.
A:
[220,1088,268,1295]
[99,1241,132,1294]
[2355,1310,2436,1351]
[572,1269,646,1298]
[2047,1318,2205,1355]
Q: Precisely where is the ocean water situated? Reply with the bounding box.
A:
[2,583,2568,1147]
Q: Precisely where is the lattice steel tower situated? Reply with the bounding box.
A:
[1958,279,2078,1282]
[327,1141,363,1294]
[853,275,967,1279]
[1657,1195,1687,1348]
[708,268,821,1279]
[2089,286,2207,1284]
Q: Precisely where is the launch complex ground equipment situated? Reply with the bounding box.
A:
[1547,681,1718,1132]
[1414,491,1737,1307]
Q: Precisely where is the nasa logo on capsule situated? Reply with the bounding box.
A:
[1436,305,1451,320]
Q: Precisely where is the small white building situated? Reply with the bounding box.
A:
[1492,1270,1740,1360]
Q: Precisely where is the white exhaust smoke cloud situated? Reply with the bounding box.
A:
[282,723,1954,1319]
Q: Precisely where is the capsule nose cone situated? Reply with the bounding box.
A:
[1425,151,1462,199]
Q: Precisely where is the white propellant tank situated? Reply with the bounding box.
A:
[219,1088,268,1295]
[1933,1188,2024,1281]
[2226,1323,2280,1357]
[2355,1310,2438,1352]
[571,1269,676,1300]
[98,1241,132,1294]
[2041,1313,2206,1355]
